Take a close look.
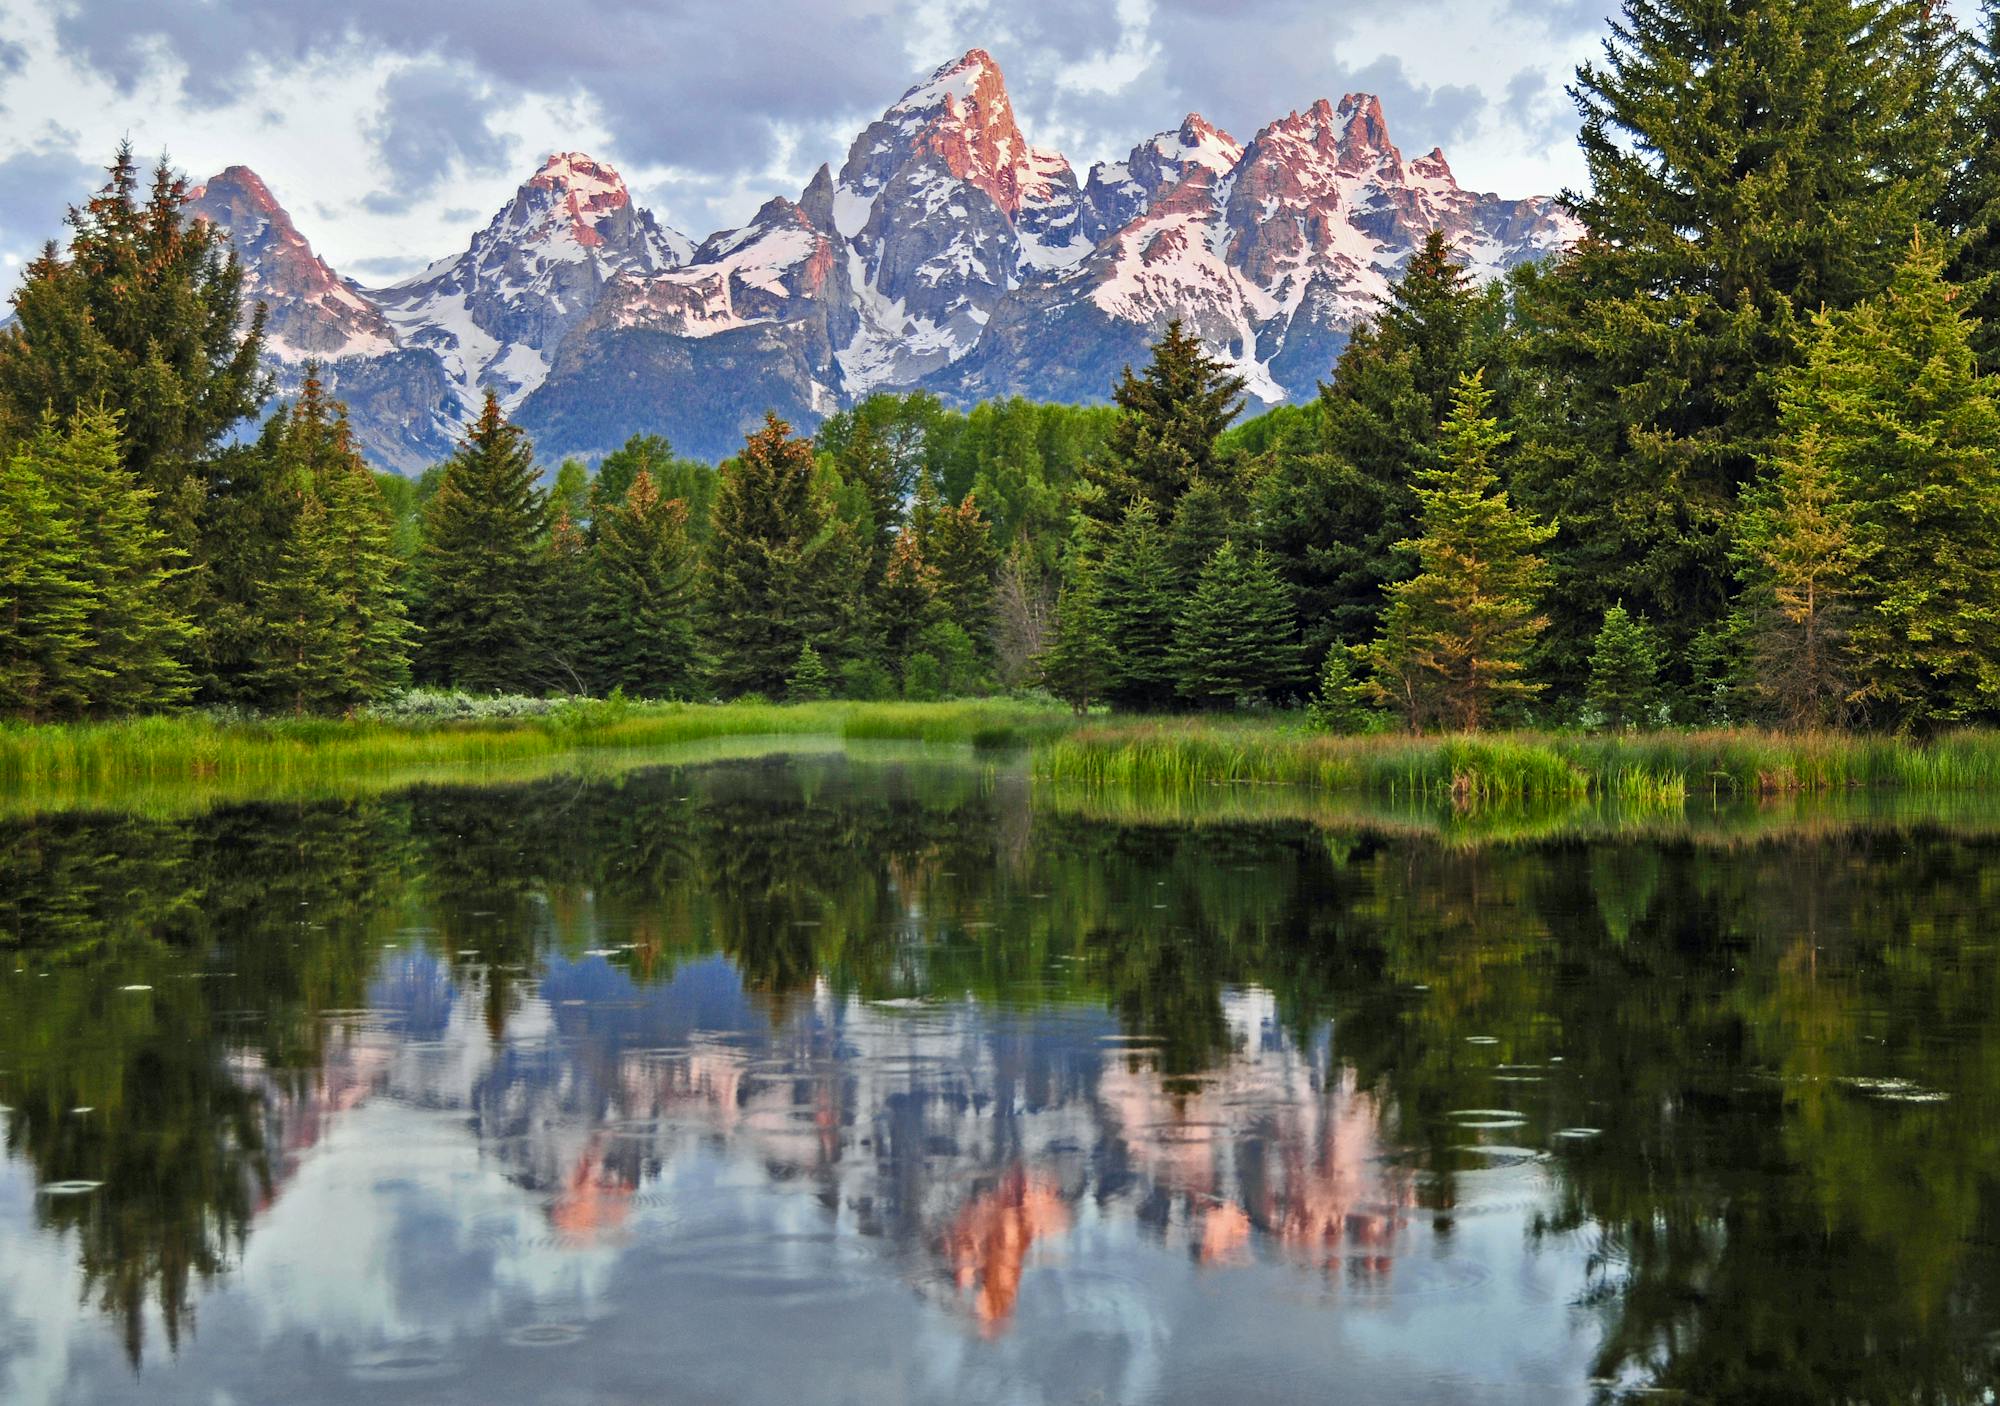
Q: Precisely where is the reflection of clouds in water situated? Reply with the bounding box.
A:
[5,949,1590,1404]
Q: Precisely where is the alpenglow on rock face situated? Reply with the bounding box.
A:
[189,52,1579,472]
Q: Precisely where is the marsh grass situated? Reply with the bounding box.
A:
[1034,722,2000,802]
[0,698,1070,795]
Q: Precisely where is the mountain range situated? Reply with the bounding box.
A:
[184,50,1580,473]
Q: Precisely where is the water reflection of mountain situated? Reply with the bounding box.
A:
[3,754,2000,1404]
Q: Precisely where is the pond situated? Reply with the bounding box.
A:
[2,746,1997,1405]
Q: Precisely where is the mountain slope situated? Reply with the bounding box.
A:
[190,54,1580,471]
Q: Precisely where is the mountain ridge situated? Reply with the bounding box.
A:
[185,50,1579,471]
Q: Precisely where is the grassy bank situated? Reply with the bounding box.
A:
[12,701,2000,814]
[0,698,1071,794]
[1034,721,2000,802]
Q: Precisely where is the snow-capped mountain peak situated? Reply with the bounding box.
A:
[186,166,397,363]
[184,54,1579,474]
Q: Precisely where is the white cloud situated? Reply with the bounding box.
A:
[0,0,1610,296]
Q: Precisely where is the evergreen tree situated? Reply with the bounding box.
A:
[589,468,699,698]
[923,491,999,656]
[0,424,91,720]
[1585,604,1663,731]
[787,642,832,701]
[877,529,943,680]
[1368,373,1554,732]
[1775,235,2000,730]
[545,506,595,692]
[252,487,345,716]
[1730,426,1864,728]
[1037,565,1114,713]
[13,406,196,715]
[1170,543,1301,710]
[0,146,268,552]
[1304,646,1372,735]
[1257,234,1499,658]
[704,414,862,697]
[1098,501,1179,710]
[1082,318,1246,525]
[414,392,550,692]
[834,413,906,591]
[1166,478,1233,589]
[1511,0,1951,692]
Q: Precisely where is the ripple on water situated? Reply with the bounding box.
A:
[1841,1077,1950,1104]
[347,1347,459,1383]
[1445,1108,1528,1131]
[37,1180,104,1196]
[503,1322,588,1349]
[1555,1127,1603,1141]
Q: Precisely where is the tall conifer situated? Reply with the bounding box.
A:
[414,391,550,692]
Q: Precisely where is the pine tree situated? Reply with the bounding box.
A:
[1305,646,1372,735]
[414,391,550,692]
[0,426,91,720]
[1037,565,1114,713]
[1730,426,1865,728]
[1082,318,1246,525]
[589,468,699,698]
[545,506,595,692]
[1098,501,1179,710]
[1368,373,1554,732]
[283,375,413,707]
[0,145,268,553]
[1511,0,1950,694]
[252,487,346,716]
[1586,604,1663,731]
[877,529,943,681]
[1257,234,1499,659]
[1775,234,2000,730]
[923,491,999,656]
[1166,478,1232,590]
[704,414,863,697]
[1171,543,1301,710]
[787,642,832,701]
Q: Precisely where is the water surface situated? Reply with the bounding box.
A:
[3,749,1998,1404]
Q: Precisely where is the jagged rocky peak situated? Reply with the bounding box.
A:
[836,48,1080,228]
[1084,112,1245,233]
[486,150,692,269]
[186,166,397,362]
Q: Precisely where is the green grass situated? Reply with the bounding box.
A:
[0,699,1073,797]
[1033,721,2000,803]
[14,700,2000,820]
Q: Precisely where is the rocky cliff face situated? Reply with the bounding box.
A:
[192,53,1580,471]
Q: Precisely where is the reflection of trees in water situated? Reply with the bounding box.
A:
[7,762,2000,1397]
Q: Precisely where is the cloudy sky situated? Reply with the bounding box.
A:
[0,0,1619,293]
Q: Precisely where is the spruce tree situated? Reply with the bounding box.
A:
[1098,501,1180,710]
[1257,234,1498,658]
[0,426,91,720]
[787,642,832,701]
[545,505,595,692]
[1037,565,1114,713]
[1171,543,1301,710]
[1730,426,1864,728]
[0,146,268,551]
[588,468,699,698]
[1166,478,1232,590]
[414,391,550,692]
[1082,318,1245,525]
[704,414,862,697]
[1585,604,1663,731]
[285,376,413,706]
[252,486,346,716]
[1775,235,2000,730]
[923,491,999,656]
[1368,373,1554,732]
[1511,0,1950,693]
[877,529,943,681]
[1305,646,1372,735]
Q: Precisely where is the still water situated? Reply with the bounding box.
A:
[2,747,1998,1405]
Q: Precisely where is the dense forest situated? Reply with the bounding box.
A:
[8,0,2000,733]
